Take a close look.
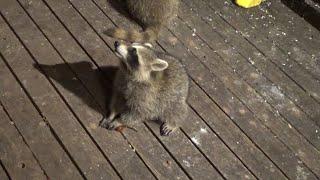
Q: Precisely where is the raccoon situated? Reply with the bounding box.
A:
[104,0,179,43]
[100,41,189,136]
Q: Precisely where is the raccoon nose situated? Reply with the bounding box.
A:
[114,41,120,48]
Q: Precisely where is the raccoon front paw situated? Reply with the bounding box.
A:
[100,118,122,130]
[104,120,123,130]
[160,122,177,136]
[99,118,112,128]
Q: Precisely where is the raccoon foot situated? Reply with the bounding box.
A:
[160,122,177,136]
[99,117,120,129]
[99,118,110,128]
[101,119,123,130]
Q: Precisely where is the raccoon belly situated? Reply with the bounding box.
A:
[126,94,158,118]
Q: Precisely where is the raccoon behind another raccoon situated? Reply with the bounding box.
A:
[100,41,188,136]
[104,0,179,43]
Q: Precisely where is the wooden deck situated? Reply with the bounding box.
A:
[1,0,320,179]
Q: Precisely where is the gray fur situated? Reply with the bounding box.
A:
[100,41,188,136]
[126,0,179,28]
[104,0,179,43]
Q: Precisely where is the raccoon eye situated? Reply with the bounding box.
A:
[128,48,139,69]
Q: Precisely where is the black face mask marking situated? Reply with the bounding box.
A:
[127,47,139,69]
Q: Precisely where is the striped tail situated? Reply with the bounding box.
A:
[103,27,159,43]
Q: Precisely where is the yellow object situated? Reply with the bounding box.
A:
[235,0,262,8]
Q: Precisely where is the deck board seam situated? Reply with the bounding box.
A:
[201,0,320,82]
[220,0,320,81]
[176,3,320,146]
[37,0,189,178]
[19,0,192,178]
[13,1,127,178]
[202,0,320,102]
[119,132,160,180]
[0,101,49,178]
[155,34,291,177]
[63,0,228,178]
[187,76,290,179]
[0,159,11,180]
[162,26,319,178]
[180,126,227,179]
[173,15,320,147]
[187,104,258,179]
[0,13,88,179]
[185,0,320,107]
[143,123,194,180]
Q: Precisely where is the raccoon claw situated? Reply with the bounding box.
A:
[102,120,122,130]
[99,118,110,128]
[100,118,120,130]
[160,123,175,136]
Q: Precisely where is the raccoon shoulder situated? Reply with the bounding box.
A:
[158,52,188,81]
[149,53,188,96]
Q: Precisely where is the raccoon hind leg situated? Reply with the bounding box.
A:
[100,90,124,128]
[160,121,177,136]
[159,102,188,136]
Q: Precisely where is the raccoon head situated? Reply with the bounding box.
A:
[114,41,168,81]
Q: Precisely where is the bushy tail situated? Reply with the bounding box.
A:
[103,27,159,43]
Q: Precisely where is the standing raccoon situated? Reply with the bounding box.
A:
[104,0,179,43]
[100,41,188,136]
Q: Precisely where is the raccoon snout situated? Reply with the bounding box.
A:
[114,41,128,59]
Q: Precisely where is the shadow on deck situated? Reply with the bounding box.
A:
[0,0,320,179]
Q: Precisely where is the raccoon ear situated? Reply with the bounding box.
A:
[144,43,153,48]
[151,58,168,71]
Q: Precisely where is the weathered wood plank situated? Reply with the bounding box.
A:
[90,0,320,179]
[0,104,47,180]
[222,0,320,80]
[167,4,320,178]
[173,14,320,152]
[17,0,191,178]
[122,124,190,180]
[199,0,320,103]
[0,160,10,180]
[0,57,82,179]
[171,19,319,174]
[14,0,161,178]
[145,122,224,180]
[0,10,119,180]
[156,27,318,179]
[180,0,320,149]
[37,60,188,179]
[41,0,227,178]
[130,91,256,179]
[181,0,320,139]
[188,82,285,179]
[1,0,319,179]
[88,0,259,178]
[181,107,256,179]
[183,0,320,126]
[262,0,320,56]
[70,0,254,178]
[94,0,312,179]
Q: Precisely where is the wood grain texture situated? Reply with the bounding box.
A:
[0,0,319,178]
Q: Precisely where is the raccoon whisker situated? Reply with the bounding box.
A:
[126,126,138,132]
